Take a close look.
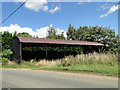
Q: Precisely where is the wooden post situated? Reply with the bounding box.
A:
[64,45,67,57]
[19,43,22,64]
[42,44,48,60]
[79,46,80,54]
[46,44,48,60]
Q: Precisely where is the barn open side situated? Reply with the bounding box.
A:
[11,37,104,64]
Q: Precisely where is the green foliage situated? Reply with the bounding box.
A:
[2,31,32,51]
[67,24,77,40]
[108,34,120,53]
[1,31,33,59]
[47,26,57,39]
[2,31,13,51]
[2,57,9,65]
[45,26,84,56]
[46,26,65,40]
[17,32,32,37]
[2,49,13,59]
[67,24,118,52]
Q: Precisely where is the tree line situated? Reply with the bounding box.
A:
[1,24,120,61]
[47,24,120,53]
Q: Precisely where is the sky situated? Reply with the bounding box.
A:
[0,1,119,38]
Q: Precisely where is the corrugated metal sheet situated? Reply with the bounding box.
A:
[17,37,104,46]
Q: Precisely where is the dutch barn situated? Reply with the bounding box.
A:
[11,37,104,63]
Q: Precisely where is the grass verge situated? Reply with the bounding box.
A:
[2,52,119,77]
[2,61,118,77]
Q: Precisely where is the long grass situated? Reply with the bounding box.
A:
[58,52,118,65]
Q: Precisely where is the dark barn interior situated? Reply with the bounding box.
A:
[11,37,104,64]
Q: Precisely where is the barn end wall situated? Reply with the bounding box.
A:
[11,37,22,64]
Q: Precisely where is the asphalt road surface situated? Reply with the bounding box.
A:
[2,69,118,88]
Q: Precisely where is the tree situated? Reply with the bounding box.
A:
[67,24,76,40]
[109,34,120,53]
[47,26,57,39]
[2,31,13,51]
[60,32,65,40]
[46,26,65,40]
[2,31,32,51]
[17,32,32,37]
[67,25,116,52]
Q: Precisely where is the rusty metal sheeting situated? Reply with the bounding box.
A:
[17,37,104,46]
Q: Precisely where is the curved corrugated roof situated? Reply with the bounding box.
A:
[17,37,104,46]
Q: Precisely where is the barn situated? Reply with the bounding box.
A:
[11,36,104,64]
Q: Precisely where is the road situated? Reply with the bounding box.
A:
[2,69,118,88]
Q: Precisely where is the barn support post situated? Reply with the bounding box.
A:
[19,43,22,64]
[78,46,80,54]
[42,44,48,60]
[46,44,48,60]
[64,45,67,57]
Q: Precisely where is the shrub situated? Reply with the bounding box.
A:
[2,57,9,65]
[2,49,13,60]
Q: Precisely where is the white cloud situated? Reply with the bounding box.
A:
[101,3,110,10]
[36,26,49,38]
[0,24,67,38]
[14,0,48,12]
[50,24,53,27]
[87,0,91,1]
[36,24,66,38]
[0,24,37,36]
[56,28,67,37]
[49,6,60,13]
[78,2,83,5]
[14,0,61,13]
[100,4,119,18]
[24,0,48,12]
